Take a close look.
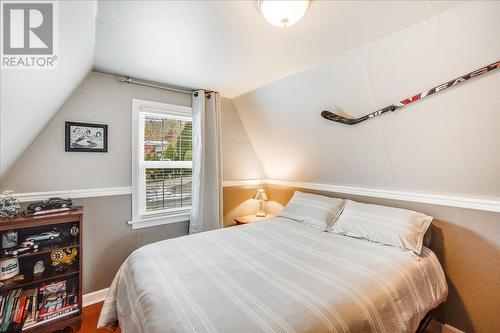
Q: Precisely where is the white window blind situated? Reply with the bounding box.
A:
[131,99,193,226]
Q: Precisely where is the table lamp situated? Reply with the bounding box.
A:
[254,183,268,217]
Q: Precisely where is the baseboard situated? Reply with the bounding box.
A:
[428,319,466,333]
[83,287,109,307]
[442,323,466,333]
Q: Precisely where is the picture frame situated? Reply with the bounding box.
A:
[65,122,108,152]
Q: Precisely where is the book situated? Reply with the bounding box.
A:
[21,297,30,322]
[0,292,5,327]
[22,279,78,330]
[15,294,26,323]
[1,290,15,332]
[0,280,79,331]
[38,280,66,316]
[22,307,78,330]
[38,303,78,321]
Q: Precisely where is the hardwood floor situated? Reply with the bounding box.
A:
[80,302,121,333]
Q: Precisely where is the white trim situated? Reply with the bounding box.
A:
[222,179,262,187]
[442,323,466,333]
[427,319,466,333]
[10,187,132,202]
[132,98,193,223]
[128,212,190,230]
[8,179,500,213]
[265,179,500,213]
[143,160,193,169]
[83,287,109,307]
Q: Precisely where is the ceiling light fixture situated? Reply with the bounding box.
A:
[258,0,309,28]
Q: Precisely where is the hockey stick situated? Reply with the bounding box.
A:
[321,60,500,125]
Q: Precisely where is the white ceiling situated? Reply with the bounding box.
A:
[94,0,462,97]
[1,0,463,179]
[1,1,97,177]
[233,2,500,197]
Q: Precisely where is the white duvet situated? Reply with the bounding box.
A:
[98,217,447,333]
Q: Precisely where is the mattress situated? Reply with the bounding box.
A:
[98,217,448,333]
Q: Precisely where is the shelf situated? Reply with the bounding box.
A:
[0,209,83,333]
[0,241,79,260]
[0,208,82,230]
[22,312,81,333]
[22,307,80,332]
[0,267,79,292]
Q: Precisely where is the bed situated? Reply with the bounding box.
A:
[98,217,447,333]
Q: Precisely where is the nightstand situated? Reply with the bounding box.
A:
[234,214,275,225]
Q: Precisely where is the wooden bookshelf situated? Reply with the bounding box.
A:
[0,208,83,333]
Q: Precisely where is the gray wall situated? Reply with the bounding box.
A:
[0,71,262,294]
[2,72,192,191]
[76,195,188,293]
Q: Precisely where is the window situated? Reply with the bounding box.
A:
[131,99,193,229]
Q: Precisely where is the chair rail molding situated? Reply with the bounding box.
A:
[6,180,500,213]
[6,179,258,202]
[222,179,262,187]
[8,187,132,202]
[265,179,500,213]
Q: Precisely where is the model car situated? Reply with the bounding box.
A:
[3,241,39,256]
[25,197,72,215]
[25,231,61,242]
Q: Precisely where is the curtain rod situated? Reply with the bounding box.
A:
[94,70,215,95]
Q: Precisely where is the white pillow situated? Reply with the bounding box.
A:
[278,191,345,231]
[331,200,433,255]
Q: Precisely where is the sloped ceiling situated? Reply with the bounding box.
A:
[233,2,500,198]
[0,0,467,180]
[0,1,97,177]
[93,0,461,98]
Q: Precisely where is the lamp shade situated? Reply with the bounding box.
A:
[254,189,268,201]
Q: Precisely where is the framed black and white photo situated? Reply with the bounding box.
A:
[65,122,108,152]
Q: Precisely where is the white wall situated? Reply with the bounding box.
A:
[220,98,263,181]
[0,1,97,177]
[234,1,500,199]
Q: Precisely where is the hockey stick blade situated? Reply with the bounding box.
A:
[321,106,396,126]
[320,110,360,125]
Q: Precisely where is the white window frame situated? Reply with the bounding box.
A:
[129,98,193,229]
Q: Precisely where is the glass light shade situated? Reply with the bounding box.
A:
[258,0,309,27]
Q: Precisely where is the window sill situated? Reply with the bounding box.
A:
[128,211,190,230]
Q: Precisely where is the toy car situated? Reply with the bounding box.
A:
[25,231,61,242]
[25,198,72,215]
[3,241,39,256]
